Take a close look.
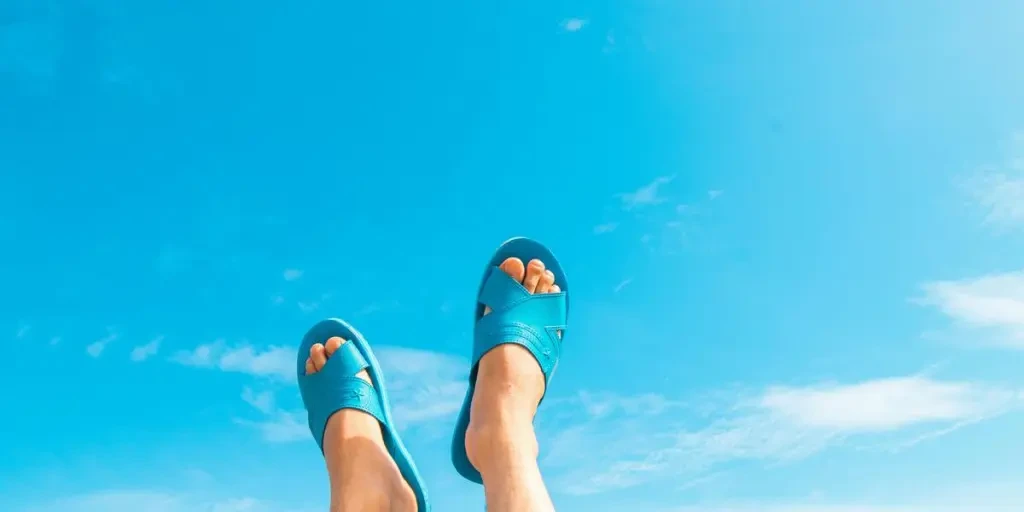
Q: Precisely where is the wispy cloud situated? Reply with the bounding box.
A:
[758,377,1013,430]
[282,268,304,281]
[666,504,1020,512]
[22,490,312,512]
[16,324,31,339]
[234,411,308,443]
[707,189,723,200]
[593,222,619,235]
[665,480,1024,512]
[614,278,633,293]
[296,301,319,313]
[918,270,1024,348]
[354,300,401,317]
[543,376,1019,495]
[86,332,118,358]
[130,336,163,362]
[618,175,676,211]
[241,387,275,414]
[171,341,295,381]
[290,291,335,313]
[563,18,587,32]
[966,132,1024,230]
[374,346,468,426]
[24,490,186,512]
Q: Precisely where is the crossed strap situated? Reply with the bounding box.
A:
[472,265,568,388]
[298,340,385,451]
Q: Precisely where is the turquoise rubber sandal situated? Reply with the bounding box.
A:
[450,237,570,483]
[298,318,430,511]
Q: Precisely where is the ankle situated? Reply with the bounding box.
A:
[325,428,416,511]
[329,470,417,512]
[329,483,390,512]
[465,419,539,474]
[475,346,547,403]
[325,410,385,443]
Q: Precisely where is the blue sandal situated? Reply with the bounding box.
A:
[450,237,571,483]
[298,318,430,511]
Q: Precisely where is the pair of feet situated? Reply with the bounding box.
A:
[303,257,560,511]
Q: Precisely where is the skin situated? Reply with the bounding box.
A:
[305,257,560,512]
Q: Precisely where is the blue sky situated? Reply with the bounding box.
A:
[2,1,1024,511]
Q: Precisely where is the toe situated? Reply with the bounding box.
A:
[486,258,527,315]
[500,257,526,282]
[304,357,315,375]
[324,336,344,357]
[523,259,545,293]
[310,343,327,372]
[538,269,555,293]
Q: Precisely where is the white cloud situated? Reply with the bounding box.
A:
[219,345,294,379]
[210,498,264,512]
[86,332,118,358]
[21,490,312,512]
[759,377,1013,431]
[297,301,319,313]
[667,504,1019,512]
[665,481,1024,512]
[919,270,1024,348]
[563,390,680,419]
[544,376,1020,495]
[967,132,1024,229]
[374,346,468,426]
[234,411,308,443]
[16,324,30,339]
[171,341,294,381]
[708,189,723,200]
[564,18,587,32]
[619,175,676,210]
[971,173,1023,227]
[241,387,275,414]
[282,269,303,281]
[130,336,163,362]
[594,222,619,234]
[23,490,184,512]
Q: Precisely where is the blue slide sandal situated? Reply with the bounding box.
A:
[450,237,571,483]
[298,318,430,511]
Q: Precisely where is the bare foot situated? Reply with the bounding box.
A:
[464,257,561,472]
[305,337,417,512]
